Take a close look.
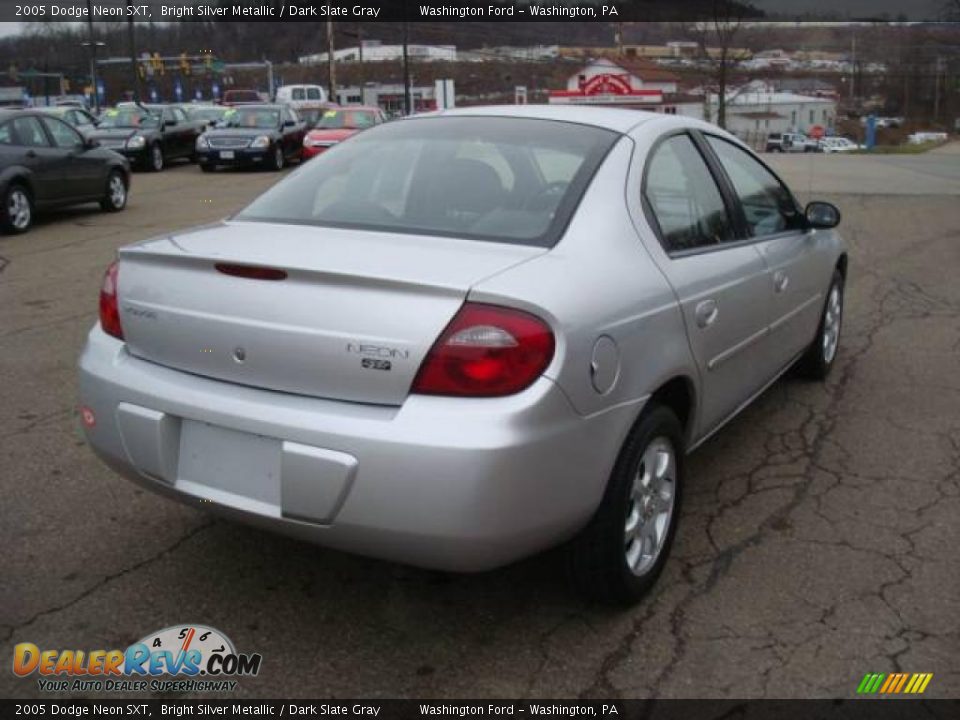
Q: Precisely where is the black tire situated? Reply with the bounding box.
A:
[271,145,285,171]
[200,163,216,173]
[99,170,127,212]
[797,269,844,380]
[568,404,685,605]
[148,143,164,172]
[1,182,34,234]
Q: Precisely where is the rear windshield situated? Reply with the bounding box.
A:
[235,116,618,247]
[315,109,377,129]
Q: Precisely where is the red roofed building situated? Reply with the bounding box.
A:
[549,57,681,107]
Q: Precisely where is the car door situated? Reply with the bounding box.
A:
[161,107,186,158]
[173,106,200,153]
[639,131,774,436]
[9,115,65,205]
[703,134,826,372]
[40,115,101,200]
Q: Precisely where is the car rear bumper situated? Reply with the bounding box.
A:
[78,326,641,571]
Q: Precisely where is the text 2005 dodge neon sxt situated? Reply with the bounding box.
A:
[79,106,846,604]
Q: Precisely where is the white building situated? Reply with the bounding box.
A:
[299,40,456,65]
[711,87,837,137]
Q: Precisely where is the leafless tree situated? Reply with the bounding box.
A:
[689,0,748,130]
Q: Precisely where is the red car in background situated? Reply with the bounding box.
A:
[301,106,387,159]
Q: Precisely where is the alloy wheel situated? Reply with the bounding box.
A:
[624,436,677,576]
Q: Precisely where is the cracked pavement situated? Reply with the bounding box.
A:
[2,148,958,699]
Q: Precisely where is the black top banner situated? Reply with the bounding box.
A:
[2,0,958,23]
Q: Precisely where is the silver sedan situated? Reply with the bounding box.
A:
[78,106,846,604]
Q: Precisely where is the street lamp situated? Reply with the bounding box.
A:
[81,40,106,113]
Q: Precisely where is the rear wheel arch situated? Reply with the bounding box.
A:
[647,375,696,446]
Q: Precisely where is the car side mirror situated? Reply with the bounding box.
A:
[805,201,841,229]
[84,137,100,150]
[284,120,295,127]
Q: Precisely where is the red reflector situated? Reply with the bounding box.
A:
[80,406,96,428]
[99,260,124,340]
[412,303,555,397]
[215,263,288,281]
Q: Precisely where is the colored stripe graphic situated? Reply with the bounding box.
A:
[857,672,933,694]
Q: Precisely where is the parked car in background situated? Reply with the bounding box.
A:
[221,89,262,106]
[819,137,860,153]
[79,107,847,604]
[0,109,129,234]
[37,105,99,134]
[181,104,231,129]
[195,104,306,172]
[766,132,818,153]
[295,102,340,130]
[302,106,387,159]
[89,104,204,171]
[275,84,328,110]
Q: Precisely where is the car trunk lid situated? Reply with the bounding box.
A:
[117,221,544,405]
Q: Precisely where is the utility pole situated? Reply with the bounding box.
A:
[357,22,365,89]
[85,0,100,112]
[402,18,411,115]
[848,30,856,106]
[126,0,140,102]
[326,8,336,103]
[933,55,944,121]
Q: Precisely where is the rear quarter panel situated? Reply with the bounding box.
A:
[469,134,699,426]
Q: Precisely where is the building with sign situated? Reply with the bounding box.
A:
[549,57,681,108]
[548,57,704,118]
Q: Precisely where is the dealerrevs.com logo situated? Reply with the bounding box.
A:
[13,624,262,693]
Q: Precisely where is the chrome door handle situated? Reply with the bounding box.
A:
[774,271,789,293]
[695,299,719,328]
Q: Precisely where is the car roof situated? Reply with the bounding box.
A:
[424,105,665,134]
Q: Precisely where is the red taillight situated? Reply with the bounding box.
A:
[99,260,124,340]
[412,303,555,397]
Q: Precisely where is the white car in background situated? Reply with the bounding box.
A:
[819,137,860,153]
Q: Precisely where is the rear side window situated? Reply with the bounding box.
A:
[41,116,83,149]
[706,136,804,237]
[11,116,50,147]
[306,87,322,100]
[292,88,306,100]
[644,134,734,252]
[236,116,618,247]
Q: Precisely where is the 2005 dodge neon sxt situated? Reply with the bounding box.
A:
[79,106,846,604]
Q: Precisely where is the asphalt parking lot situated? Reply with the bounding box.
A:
[2,147,959,699]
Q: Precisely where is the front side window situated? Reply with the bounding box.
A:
[306,87,322,100]
[0,122,12,144]
[41,116,83,149]
[11,116,50,147]
[705,135,804,237]
[236,116,618,247]
[643,134,734,252]
[292,88,306,100]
